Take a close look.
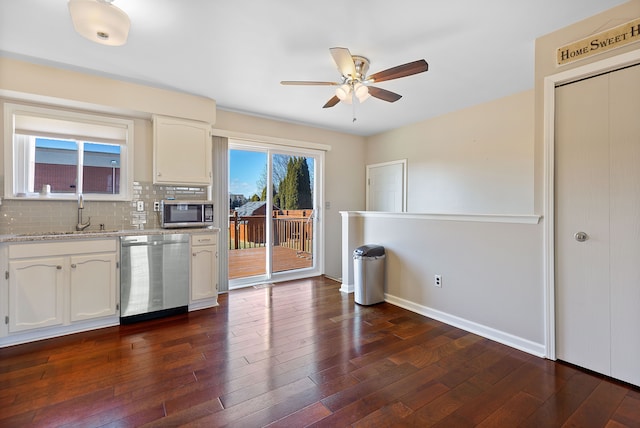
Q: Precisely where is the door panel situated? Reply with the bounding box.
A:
[609,65,640,386]
[555,74,611,374]
[272,154,314,274]
[367,161,405,212]
[556,64,640,386]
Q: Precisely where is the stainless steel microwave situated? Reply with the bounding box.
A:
[160,200,214,228]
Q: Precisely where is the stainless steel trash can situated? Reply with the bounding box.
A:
[353,245,386,305]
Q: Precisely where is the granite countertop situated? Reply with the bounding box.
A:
[0,227,220,243]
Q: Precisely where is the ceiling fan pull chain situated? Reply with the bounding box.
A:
[352,87,357,122]
[352,96,357,122]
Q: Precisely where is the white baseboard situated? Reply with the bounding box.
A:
[340,283,354,293]
[323,274,341,283]
[189,298,219,311]
[385,293,546,358]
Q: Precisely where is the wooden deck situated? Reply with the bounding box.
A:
[228,246,313,279]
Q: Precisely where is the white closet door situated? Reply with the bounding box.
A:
[609,65,640,387]
[555,73,611,375]
[556,64,640,387]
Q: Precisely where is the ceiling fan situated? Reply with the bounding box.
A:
[281,47,429,110]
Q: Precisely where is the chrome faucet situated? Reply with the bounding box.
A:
[76,194,91,231]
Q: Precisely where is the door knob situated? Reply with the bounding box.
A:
[574,231,589,242]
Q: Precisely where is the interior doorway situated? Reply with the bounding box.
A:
[366,159,407,212]
[228,141,322,288]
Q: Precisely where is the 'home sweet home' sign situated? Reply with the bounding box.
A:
[557,17,640,66]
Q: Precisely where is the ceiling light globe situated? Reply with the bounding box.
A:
[68,0,130,46]
[335,84,351,101]
[354,83,370,102]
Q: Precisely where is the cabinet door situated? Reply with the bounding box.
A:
[153,115,212,185]
[70,253,117,322]
[9,257,64,332]
[191,244,218,301]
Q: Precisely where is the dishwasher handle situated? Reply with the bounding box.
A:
[121,234,189,247]
[121,240,184,247]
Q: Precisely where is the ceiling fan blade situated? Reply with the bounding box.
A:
[323,96,340,108]
[330,47,356,78]
[367,59,428,83]
[368,86,402,103]
[281,81,338,86]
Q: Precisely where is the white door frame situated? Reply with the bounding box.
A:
[543,49,640,360]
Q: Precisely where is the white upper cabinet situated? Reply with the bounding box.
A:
[153,115,212,186]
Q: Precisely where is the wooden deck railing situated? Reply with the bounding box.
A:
[229,211,313,254]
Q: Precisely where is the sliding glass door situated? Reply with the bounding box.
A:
[228,148,267,280]
[228,141,322,288]
[271,154,314,274]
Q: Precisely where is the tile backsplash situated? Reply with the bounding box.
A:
[0,181,207,235]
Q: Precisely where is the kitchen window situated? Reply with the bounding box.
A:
[4,102,134,201]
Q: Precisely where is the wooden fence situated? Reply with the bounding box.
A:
[229,210,313,254]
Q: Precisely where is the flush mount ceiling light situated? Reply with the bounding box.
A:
[68,0,130,46]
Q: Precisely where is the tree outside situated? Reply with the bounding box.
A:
[256,155,313,210]
[279,157,312,210]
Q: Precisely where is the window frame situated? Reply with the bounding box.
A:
[3,102,134,201]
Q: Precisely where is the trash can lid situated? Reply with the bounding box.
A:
[353,244,385,257]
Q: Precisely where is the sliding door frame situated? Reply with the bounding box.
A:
[227,137,325,289]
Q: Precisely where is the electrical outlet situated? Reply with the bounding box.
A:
[153,201,160,212]
[136,201,144,212]
[434,274,442,288]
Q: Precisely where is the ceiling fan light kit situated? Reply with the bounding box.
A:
[335,82,370,104]
[68,0,130,46]
[281,47,428,119]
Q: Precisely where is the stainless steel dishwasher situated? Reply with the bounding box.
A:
[120,234,189,323]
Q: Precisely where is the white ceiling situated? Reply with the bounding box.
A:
[0,0,630,136]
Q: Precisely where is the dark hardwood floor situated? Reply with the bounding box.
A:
[1,276,638,427]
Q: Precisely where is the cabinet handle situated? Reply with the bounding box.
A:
[71,264,77,269]
[56,265,62,270]
[193,253,196,257]
[199,239,211,243]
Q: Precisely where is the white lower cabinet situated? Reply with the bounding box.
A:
[70,253,118,322]
[190,232,219,310]
[9,257,65,332]
[2,239,119,346]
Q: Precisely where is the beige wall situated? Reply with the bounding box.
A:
[367,90,534,214]
[0,57,216,123]
[358,91,543,351]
